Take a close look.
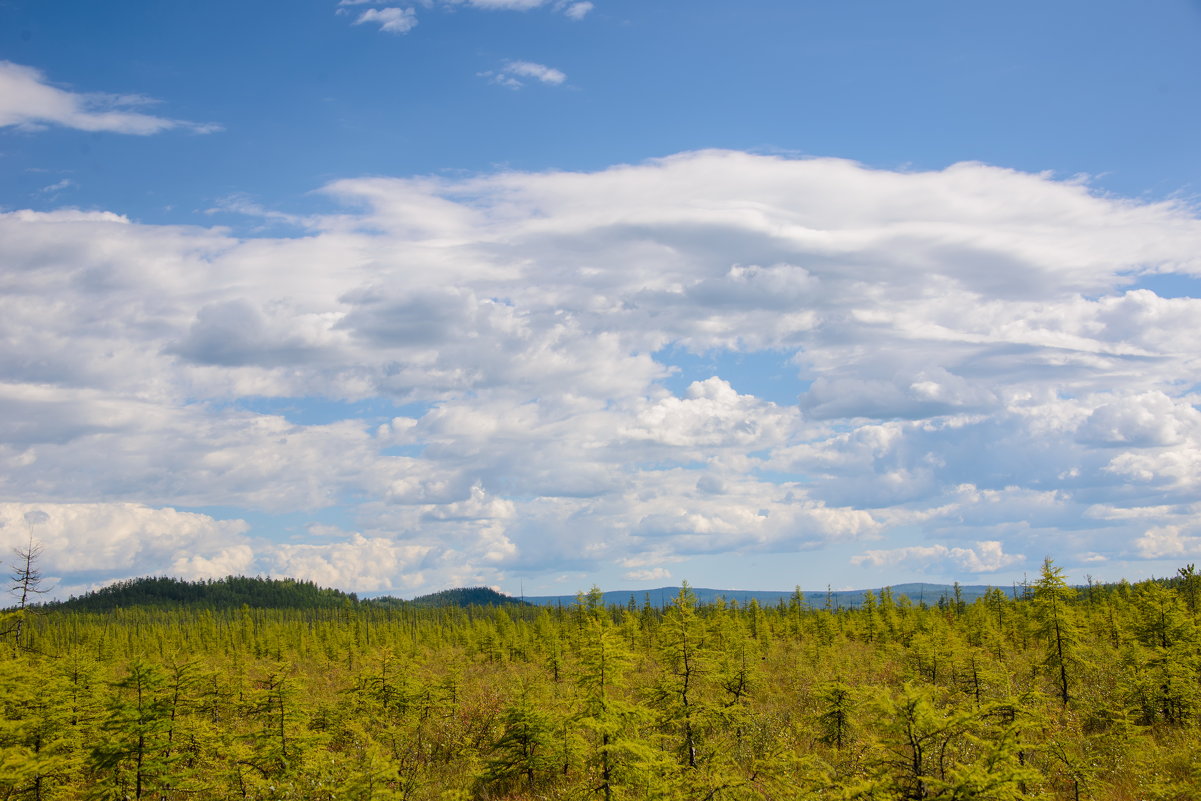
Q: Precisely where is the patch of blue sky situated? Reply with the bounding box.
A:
[5,0,1201,227]
[229,396,431,427]
[1126,272,1201,299]
[655,347,810,406]
[381,444,426,458]
[53,568,139,587]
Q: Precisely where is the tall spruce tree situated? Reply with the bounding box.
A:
[654,583,709,769]
[1033,558,1079,706]
[91,661,176,800]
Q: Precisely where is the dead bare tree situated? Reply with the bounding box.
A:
[5,512,51,652]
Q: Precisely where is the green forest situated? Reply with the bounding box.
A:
[3,561,1200,800]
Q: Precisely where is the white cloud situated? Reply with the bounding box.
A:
[170,545,257,581]
[1106,447,1201,492]
[0,61,219,135]
[454,0,551,9]
[0,503,250,593]
[353,7,419,33]
[443,0,592,11]
[1134,525,1201,560]
[851,540,1024,574]
[482,60,567,89]
[206,194,317,229]
[338,0,594,34]
[505,60,567,84]
[1078,392,1201,448]
[625,566,671,582]
[622,377,797,449]
[562,1,592,20]
[36,178,75,195]
[5,151,1201,593]
[268,533,432,592]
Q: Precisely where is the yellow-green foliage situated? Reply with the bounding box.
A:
[2,566,1200,799]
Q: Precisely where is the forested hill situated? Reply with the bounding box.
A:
[383,586,528,608]
[39,576,530,612]
[42,575,358,612]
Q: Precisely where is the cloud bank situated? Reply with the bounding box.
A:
[3,151,1201,596]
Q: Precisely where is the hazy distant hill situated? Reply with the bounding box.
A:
[525,582,1014,609]
[43,575,357,612]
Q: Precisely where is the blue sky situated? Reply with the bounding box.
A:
[3,0,1201,599]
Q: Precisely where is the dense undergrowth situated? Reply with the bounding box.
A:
[2,560,1200,800]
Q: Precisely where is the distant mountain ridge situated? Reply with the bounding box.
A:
[524,583,1013,608]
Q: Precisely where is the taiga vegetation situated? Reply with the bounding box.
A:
[2,559,1200,799]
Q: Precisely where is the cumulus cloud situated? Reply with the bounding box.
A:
[1134,525,1201,559]
[851,540,1024,574]
[0,500,505,600]
[169,299,337,367]
[268,533,432,592]
[5,151,1201,594]
[1078,392,1201,448]
[622,378,797,449]
[170,545,257,581]
[0,503,250,591]
[0,61,218,135]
